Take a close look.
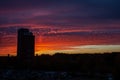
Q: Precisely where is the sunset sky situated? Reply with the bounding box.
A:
[0,0,120,56]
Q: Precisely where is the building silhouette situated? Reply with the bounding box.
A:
[17,28,35,59]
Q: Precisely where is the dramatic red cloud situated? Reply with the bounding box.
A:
[0,0,120,55]
[0,22,120,56]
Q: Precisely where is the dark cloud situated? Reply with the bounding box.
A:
[0,26,18,35]
[0,0,120,38]
[43,29,120,37]
[0,0,120,27]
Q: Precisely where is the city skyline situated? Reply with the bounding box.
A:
[0,0,120,56]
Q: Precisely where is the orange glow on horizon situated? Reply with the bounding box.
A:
[0,25,120,56]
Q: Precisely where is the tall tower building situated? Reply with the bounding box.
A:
[17,28,35,59]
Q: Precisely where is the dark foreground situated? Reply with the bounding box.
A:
[0,52,120,80]
[0,69,112,80]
